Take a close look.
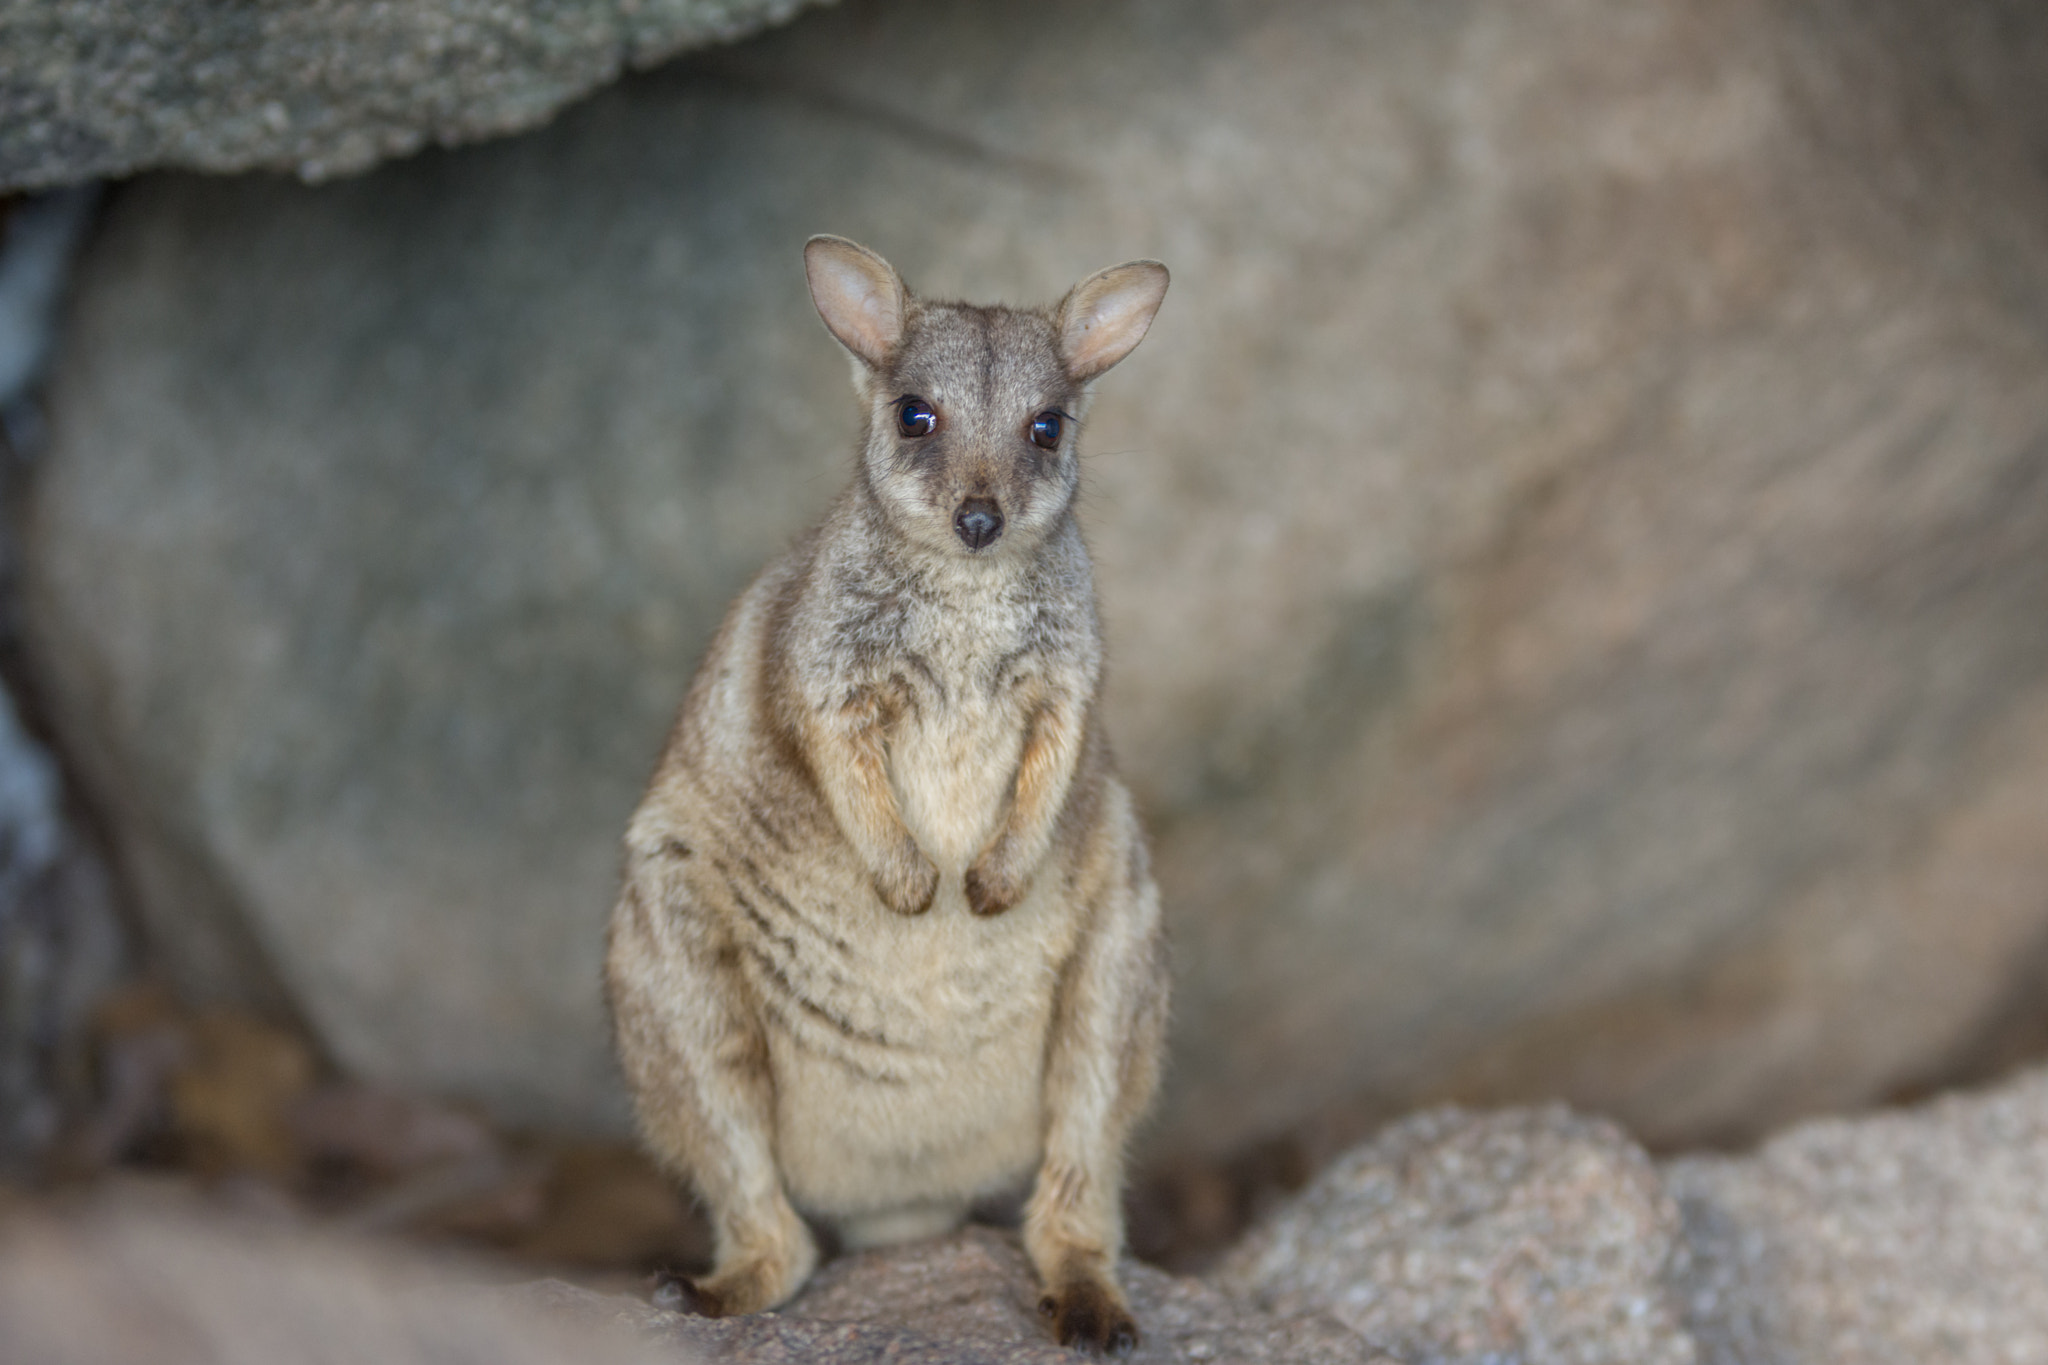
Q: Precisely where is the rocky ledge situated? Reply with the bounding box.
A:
[7,1065,2048,1365]
[0,0,832,188]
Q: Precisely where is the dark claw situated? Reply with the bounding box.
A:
[1045,1278,1141,1355]
[965,865,1017,917]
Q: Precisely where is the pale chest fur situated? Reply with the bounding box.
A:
[887,664,1032,874]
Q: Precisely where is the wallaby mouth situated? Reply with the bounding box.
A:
[954,497,1003,551]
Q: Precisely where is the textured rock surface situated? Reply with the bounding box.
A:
[27,0,2048,1146]
[524,1226,1386,1364]
[782,1228,1380,1365]
[1218,1106,1694,1365]
[0,0,830,189]
[1668,1066,2048,1365]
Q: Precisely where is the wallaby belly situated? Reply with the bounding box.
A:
[760,877,1065,1222]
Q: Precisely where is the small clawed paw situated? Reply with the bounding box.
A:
[1039,1281,1140,1355]
[964,862,1019,917]
[876,851,938,916]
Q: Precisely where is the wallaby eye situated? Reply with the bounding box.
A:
[898,398,937,438]
[1029,411,1063,450]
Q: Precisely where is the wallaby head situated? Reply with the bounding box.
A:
[803,235,1168,562]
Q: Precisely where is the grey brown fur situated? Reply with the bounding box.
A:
[604,237,1171,1352]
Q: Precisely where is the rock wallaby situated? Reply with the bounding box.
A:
[604,236,1171,1352]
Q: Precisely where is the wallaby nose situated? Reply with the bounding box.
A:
[954,497,1003,551]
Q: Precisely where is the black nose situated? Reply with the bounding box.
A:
[954,497,1003,551]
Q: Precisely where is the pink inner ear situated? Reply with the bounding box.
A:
[808,241,905,366]
[856,290,899,345]
[1063,263,1167,380]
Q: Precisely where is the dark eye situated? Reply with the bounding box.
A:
[898,398,937,438]
[1029,411,1063,450]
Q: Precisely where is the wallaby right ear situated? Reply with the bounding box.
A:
[805,236,907,369]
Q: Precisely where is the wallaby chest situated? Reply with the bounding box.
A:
[887,699,1024,874]
[883,633,1039,872]
[822,567,1088,876]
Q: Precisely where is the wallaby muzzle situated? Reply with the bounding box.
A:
[954,497,1003,551]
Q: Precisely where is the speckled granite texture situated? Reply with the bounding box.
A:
[0,0,830,186]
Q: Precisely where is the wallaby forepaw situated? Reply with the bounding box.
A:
[1039,1280,1140,1355]
[874,844,939,916]
[964,860,1022,917]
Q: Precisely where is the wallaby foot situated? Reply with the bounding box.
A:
[657,1216,818,1318]
[1038,1270,1139,1355]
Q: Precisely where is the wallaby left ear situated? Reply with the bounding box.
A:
[805,235,908,368]
[1058,260,1169,382]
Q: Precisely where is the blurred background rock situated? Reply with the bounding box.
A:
[3,0,2048,1266]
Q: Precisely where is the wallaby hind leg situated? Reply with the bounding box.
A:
[605,858,816,1315]
[1024,814,1169,1354]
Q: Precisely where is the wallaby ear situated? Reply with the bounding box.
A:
[1058,260,1169,382]
[805,235,907,368]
